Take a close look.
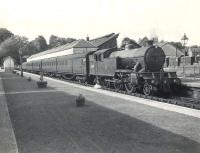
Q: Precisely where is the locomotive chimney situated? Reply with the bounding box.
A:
[146,40,153,46]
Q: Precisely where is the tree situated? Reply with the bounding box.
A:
[121,37,141,49]
[0,28,13,44]
[28,35,48,55]
[49,35,76,48]
[34,35,48,51]
[0,35,29,64]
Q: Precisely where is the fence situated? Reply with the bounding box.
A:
[164,64,200,78]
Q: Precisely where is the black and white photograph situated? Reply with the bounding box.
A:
[0,0,200,153]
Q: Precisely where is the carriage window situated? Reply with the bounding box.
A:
[65,60,68,65]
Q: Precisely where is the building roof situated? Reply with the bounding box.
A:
[3,56,14,61]
[89,33,119,47]
[28,39,96,60]
[157,42,184,57]
[93,48,116,58]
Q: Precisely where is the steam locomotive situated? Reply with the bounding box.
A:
[22,41,181,96]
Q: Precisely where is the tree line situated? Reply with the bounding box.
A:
[0,28,76,64]
[0,28,190,65]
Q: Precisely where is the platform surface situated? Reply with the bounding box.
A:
[2,72,200,153]
[0,74,18,153]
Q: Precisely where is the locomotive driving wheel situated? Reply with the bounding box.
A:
[114,80,123,91]
[125,82,137,93]
[105,81,110,88]
[143,83,153,96]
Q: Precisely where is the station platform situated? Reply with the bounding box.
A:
[0,74,18,153]
[1,71,200,153]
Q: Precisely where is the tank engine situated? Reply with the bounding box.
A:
[88,41,181,95]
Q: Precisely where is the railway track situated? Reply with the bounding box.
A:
[50,75,200,110]
[15,71,200,110]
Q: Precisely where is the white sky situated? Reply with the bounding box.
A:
[0,0,199,45]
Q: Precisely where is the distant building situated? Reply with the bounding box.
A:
[89,33,119,50]
[188,47,200,62]
[157,42,184,67]
[157,42,184,58]
[3,56,15,72]
[188,47,200,57]
[27,39,97,62]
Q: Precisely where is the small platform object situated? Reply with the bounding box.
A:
[27,77,32,81]
[37,81,47,88]
[94,84,101,89]
[37,70,47,88]
[94,78,101,89]
[76,94,85,107]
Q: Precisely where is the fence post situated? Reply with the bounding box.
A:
[199,62,200,75]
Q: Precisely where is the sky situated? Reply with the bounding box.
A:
[0,0,200,45]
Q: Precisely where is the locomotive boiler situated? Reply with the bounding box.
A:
[110,44,166,72]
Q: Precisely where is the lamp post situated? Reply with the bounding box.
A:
[181,33,189,77]
[19,49,23,77]
[181,33,189,65]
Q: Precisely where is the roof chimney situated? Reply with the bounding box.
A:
[86,35,89,41]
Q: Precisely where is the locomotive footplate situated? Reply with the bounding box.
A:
[104,79,124,90]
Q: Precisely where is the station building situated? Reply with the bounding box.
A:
[3,56,15,72]
[27,33,119,62]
